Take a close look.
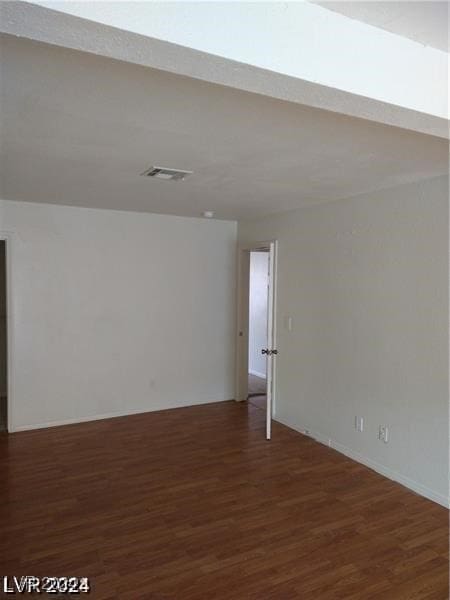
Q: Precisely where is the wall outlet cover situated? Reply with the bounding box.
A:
[378,425,389,443]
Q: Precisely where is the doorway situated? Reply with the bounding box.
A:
[236,241,277,439]
[0,241,7,431]
[248,251,269,411]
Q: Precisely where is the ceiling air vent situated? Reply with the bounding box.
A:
[141,166,193,181]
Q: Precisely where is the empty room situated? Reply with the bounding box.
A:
[0,1,448,598]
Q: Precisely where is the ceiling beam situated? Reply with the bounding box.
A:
[1,1,448,139]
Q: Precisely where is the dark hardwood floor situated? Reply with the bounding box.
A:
[0,401,448,599]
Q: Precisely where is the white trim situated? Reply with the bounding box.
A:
[265,240,276,441]
[274,414,450,509]
[11,408,156,432]
[10,398,235,433]
[249,369,266,379]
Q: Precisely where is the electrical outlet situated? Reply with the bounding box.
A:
[354,416,364,432]
[378,425,389,443]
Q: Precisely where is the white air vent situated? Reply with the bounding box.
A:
[141,166,193,181]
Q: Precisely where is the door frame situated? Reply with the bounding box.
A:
[0,233,14,433]
[235,240,278,437]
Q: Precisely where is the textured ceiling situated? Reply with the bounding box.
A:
[1,2,447,137]
[0,36,448,221]
[315,1,449,52]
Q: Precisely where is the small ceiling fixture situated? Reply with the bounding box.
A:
[203,211,214,218]
[141,166,193,181]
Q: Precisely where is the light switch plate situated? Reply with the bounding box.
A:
[284,316,293,332]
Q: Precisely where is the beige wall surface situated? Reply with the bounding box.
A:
[239,176,449,505]
[0,200,237,431]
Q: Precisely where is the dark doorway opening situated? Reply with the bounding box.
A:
[0,241,7,431]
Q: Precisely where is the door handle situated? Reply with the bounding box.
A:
[262,349,278,356]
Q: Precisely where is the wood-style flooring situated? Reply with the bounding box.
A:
[0,400,448,599]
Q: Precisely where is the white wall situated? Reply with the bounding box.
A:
[239,176,449,506]
[249,251,268,378]
[0,200,237,431]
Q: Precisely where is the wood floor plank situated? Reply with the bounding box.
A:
[0,400,448,599]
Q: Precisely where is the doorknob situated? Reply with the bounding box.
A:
[262,348,269,355]
[262,349,278,355]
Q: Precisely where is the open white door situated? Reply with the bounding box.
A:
[236,240,277,440]
[265,241,276,440]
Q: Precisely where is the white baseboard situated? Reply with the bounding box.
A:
[10,407,153,432]
[249,369,266,379]
[274,414,449,509]
[10,398,234,433]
